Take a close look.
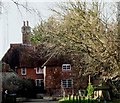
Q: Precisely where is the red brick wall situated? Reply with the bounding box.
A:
[17,68,44,80]
[45,66,61,89]
[45,66,73,95]
[17,66,78,95]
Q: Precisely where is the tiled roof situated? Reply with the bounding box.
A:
[2,44,72,69]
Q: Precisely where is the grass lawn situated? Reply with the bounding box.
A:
[59,97,120,103]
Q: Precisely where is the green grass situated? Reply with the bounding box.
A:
[59,97,96,103]
[59,97,120,103]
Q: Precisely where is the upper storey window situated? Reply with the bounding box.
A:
[35,67,43,74]
[21,68,26,75]
[62,64,71,71]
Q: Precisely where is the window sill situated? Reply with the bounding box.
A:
[36,73,44,74]
[21,74,26,76]
[62,70,71,72]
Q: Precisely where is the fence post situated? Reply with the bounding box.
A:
[63,91,65,99]
[104,99,106,103]
[91,98,94,103]
[79,96,81,103]
[97,97,100,103]
[76,95,79,103]
[88,97,90,103]
[68,94,70,100]
[83,96,86,103]
[73,94,74,103]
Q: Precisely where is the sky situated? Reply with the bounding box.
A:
[0,0,59,60]
[0,0,118,60]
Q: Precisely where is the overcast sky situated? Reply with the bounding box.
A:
[0,0,118,60]
[0,0,59,60]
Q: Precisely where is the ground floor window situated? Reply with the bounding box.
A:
[35,79,44,87]
[61,79,73,88]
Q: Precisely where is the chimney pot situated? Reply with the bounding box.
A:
[27,21,29,26]
[23,21,25,26]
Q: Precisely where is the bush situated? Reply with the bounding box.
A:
[16,78,36,98]
[87,82,94,97]
[2,76,22,93]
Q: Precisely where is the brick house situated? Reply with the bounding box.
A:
[3,21,107,96]
[2,21,78,95]
[2,21,45,92]
[2,45,74,95]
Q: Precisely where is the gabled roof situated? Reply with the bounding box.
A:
[2,43,72,69]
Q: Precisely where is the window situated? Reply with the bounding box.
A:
[21,68,26,75]
[61,79,73,88]
[62,64,71,71]
[35,67,43,74]
[35,79,44,87]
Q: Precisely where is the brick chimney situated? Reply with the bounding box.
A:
[21,21,31,45]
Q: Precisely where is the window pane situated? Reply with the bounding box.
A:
[36,67,39,73]
[36,80,39,86]
[21,68,26,75]
[63,66,66,70]
[23,68,25,73]
[36,67,43,74]
[68,80,72,87]
[67,65,70,70]
[62,64,71,70]
[36,79,44,86]
[61,80,72,88]
[62,80,67,88]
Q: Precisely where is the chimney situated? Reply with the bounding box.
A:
[21,21,31,45]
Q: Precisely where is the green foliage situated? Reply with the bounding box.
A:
[19,78,36,98]
[3,75,22,93]
[87,82,94,97]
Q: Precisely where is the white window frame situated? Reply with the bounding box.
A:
[61,79,73,88]
[62,64,71,71]
[21,68,26,75]
[35,79,44,87]
[35,67,43,74]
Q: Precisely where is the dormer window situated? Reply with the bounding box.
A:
[35,67,43,74]
[21,68,26,75]
[62,64,71,71]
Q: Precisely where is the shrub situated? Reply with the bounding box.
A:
[87,82,94,97]
[17,78,36,98]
